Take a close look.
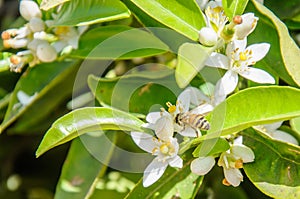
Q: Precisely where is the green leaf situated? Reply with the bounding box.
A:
[53,0,130,26]
[175,42,216,88]
[192,138,230,157]
[263,0,300,20]
[247,0,300,86]
[291,117,300,136]
[125,161,203,199]
[54,132,117,199]
[243,128,300,199]
[0,93,11,121]
[126,0,206,41]
[70,26,169,60]
[0,61,80,134]
[222,0,249,20]
[36,107,144,157]
[88,70,180,115]
[40,0,70,11]
[189,86,300,146]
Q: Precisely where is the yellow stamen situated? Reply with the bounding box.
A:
[166,102,176,113]
[235,159,243,169]
[160,144,169,154]
[239,52,247,61]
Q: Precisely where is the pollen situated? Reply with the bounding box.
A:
[54,26,70,35]
[239,52,247,61]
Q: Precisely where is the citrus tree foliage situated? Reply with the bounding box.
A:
[0,0,300,198]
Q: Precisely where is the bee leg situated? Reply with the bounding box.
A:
[196,129,202,137]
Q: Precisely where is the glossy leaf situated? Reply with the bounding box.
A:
[263,0,300,20]
[0,93,10,121]
[192,138,230,157]
[88,70,180,115]
[176,42,216,88]
[222,0,249,20]
[246,0,300,86]
[36,107,144,157]
[54,132,117,199]
[70,26,169,60]
[40,0,70,10]
[0,61,80,134]
[189,86,300,146]
[125,161,203,199]
[126,0,206,41]
[243,128,300,199]
[53,0,130,26]
[291,117,300,136]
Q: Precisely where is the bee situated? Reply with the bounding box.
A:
[175,112,210,131]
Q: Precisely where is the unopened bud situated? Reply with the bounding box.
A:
[198,27,218,46]
[19,0,42,21]
[36,43,57,62]
[2,31,11,40]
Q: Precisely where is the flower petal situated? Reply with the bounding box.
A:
[187,87,210,106]
[179,126,198,137]
[227,39,247,57]
[264,121,283,132]
[213,80,227,106]
[143,158,168,187]
[247,43,270,63]
[190,103,214,115]
[235,13,258,40]
[146,112,162,124]
[239,67,275,84]
[218,70,239,95]
[36,43,57,62]
[177,89,191,113]
[231,145,255,163]
[223,168,243,187]
[191,156,215,175]
[205,52,229,69]
[131,132,156,153]
[271,130,299,145]
[168,155,183,168]
[155,115,174,141]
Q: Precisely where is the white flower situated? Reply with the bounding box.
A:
[204,2,227,38]
[19,0,42,21]
[254,121,299,145]
[52,26,88,53]
[3,38,28,49]
[28,17,45,32]
[218,143,255,187]
[144,110,174,141]
[131,132,183,187]
[235,13,258,40]
[205,38,275,95]
[190,156,215,175]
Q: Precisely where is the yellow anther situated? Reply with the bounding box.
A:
[235,159,243,169]
[239,52,247,61]
[54,26,70,35]
[222,178,231,186]
[166,102,176,113]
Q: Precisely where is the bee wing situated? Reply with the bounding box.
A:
[189,103,213,115]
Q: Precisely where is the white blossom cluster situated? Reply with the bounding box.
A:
[0,0,87,72]
[131,0,298,188]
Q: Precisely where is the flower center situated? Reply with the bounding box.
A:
[159,142,175,156]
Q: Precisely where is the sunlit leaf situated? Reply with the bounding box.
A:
[124,0,206,41]
[36,107,144,157]
[222,0,249,20]
[40,0,70,11]
[53,0,130,26]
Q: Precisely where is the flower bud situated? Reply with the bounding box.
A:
[29,17,45,32]
[3,39,28,49]
[19,0,42,21]
[198,27,218,46]
[36,43,57,62]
